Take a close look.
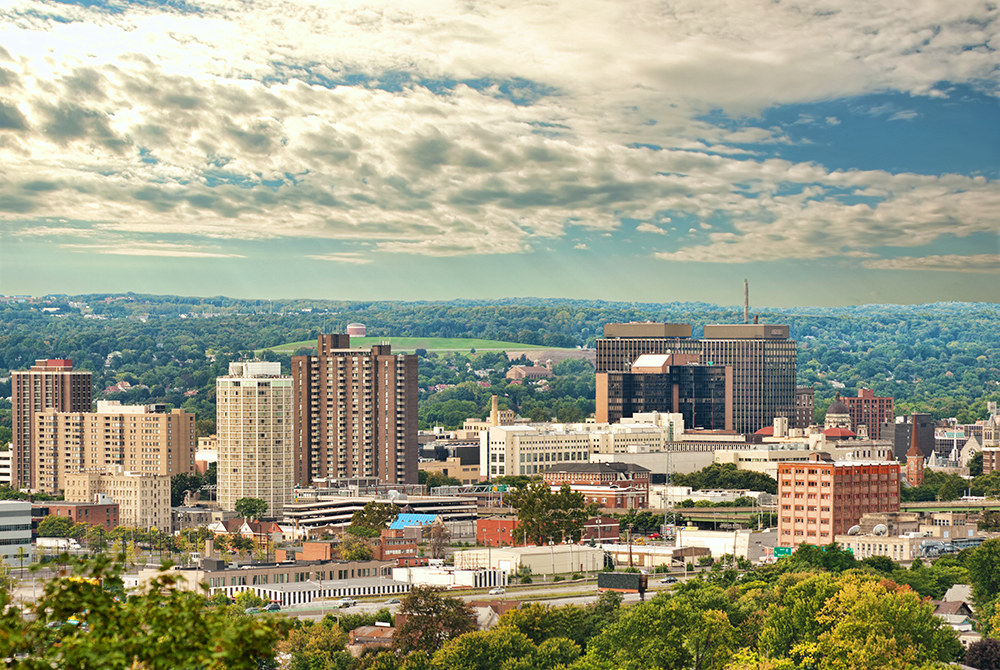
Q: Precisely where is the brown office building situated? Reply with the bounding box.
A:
[12,359,92,489]
[596,353,733,430]
[597,323,797,435]
[843,388,894,440]
[795,387,815,429]
[32,401,195,493]
[292,335,418,486]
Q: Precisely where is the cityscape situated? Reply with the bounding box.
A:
[1,0,999,668]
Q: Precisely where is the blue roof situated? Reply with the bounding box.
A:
[389,513,439,529]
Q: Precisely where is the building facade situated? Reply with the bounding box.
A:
[596,323,797,435]
[292,335,418,486]
[32,401,195,493]
[12,359,92,488]
[217,361,293,517]
[63,468,171,532]
[843,389,894,440]
[794,387,815,429]
[881,413,935,460]
[596,353,733,430]
[543,462,651,509]
[33,502,119,530]
[776,454,900,548]
[0,501,32,563]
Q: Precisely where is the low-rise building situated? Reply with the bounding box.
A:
[283,495,477,536]
[453,545,604,575]
[673,527,778,562]
[543,462,650,509]
[419,457,481,485]
[0,501,32,564]
[32,501,119,531]
[391,565,507,589]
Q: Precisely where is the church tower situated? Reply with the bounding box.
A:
[905,414,925,488]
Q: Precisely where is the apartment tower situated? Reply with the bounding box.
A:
[32,401,195,494]
[292,334,418,486]
[216,361,293,517]
[843,388,895,440]
[12,359,92,489]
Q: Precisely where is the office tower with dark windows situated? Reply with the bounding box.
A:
[292,335,418,486]
[12,359,92,489]
[597,323,797,435]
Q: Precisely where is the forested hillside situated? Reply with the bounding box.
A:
[0,295,997,437]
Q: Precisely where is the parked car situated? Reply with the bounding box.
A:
[263,603,281,612]
[488,587,506,595]
[335,597,357,608]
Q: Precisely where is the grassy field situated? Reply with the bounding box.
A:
[259,336,565,354]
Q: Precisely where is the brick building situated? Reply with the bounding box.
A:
[777,453,900,548]
[843,389,895,440]
[478,516,522,547]
[794,387,815,429]
[63,467,171,532]
[12,359,92,489]
[33,502,119,531]
[543,462,651,509]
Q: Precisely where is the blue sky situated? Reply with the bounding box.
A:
[0,0,998,306]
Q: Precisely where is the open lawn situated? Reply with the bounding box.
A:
[258,336,567,354]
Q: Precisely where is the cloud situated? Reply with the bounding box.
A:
[61,242,244,258]
[306,252,373,265]
[0,0,994,272]
[863,254,1000,273]
[636,223,667,235]
[888,110,918,121]
[574,243,589,249]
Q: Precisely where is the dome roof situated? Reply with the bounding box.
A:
[826,393,850,416]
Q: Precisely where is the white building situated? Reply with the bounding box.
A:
[217,361,293,517]
[0,501,32,563]
[674,527,778,562]
[453,545,604,576]
[391,566,507,589]
[0,448,11,485]
[63,467,171,532]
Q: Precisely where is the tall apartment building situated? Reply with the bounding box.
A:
[794,387,815,429]
[12,359,92,489]
[216,361,293,517]
[64,468,171,532]
[292,335,418,486]
[596,353,732,430]
[843,389,894,440]
[776,453,900,548]
[32,401,195,493]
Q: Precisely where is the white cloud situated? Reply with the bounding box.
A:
[306,252,374,265]
[574,243,589,249]
[0,0,994,268]
[636,223,667,235]
[863,254,1000,273]
[61,242,244,258]
[888,110,919,121]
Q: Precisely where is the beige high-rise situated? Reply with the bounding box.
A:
[12,359,92,488]
[216,362,293,517]
[33,401,195,493]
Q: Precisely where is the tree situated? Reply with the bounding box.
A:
[967,538,1000,609]
[966,638,1000,670]
[235,497,268,521]
[279,619,354,670]
[235,590,267,609]
[0,554,288,669]
[395,585,477,655]
[37,514,75,537]
[970,452,985,478]
[506,480,594,545]
[340,534,375,561]
[349,501,401,538]
[424,522,450,559]
[430,626,580,670]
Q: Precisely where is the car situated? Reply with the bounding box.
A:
[488,587,506,595]
[659,576,678,584]
[334,597,357,608]
[385,598,401,605]
[649,533,661,540]
[263,603,281,612]
[245,607,262,614]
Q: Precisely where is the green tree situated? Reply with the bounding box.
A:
[0,555,288,669]
[340,534,375,561]
[37,514,75,537]
[506,481,595,545]
[349,501,402,538]
[430,626,580,670]
[234,497,268,521]
[235,590,267,609]
[396,586,477,655]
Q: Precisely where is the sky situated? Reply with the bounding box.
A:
[0,0,998,306]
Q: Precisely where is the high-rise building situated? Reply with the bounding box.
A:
[794,387,815,429]
[776,453,900,548]
[880,413,934,461]
[843,389,894,440]
[216,361,293,517]
[63,467,171,532]
[596,323,797,435]
[32,401,195,493]
[292,335,418,486]
[12,359,92,489]
[596,353,733,430]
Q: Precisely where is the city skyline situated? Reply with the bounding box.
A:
[1,0,998,306]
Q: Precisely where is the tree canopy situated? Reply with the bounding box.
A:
[505,481,596,545]
[234,497,268,521]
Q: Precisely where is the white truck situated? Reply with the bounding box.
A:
[36,537,81,551]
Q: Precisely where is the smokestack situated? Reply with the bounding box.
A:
[491,395,499,427]
[744,279,749,324]
[205,537,214,560]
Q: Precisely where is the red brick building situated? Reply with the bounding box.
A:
[583,516,620,542]
[375,528,426,566]
[33,502,119,530]
[478,517,522,547]
[843,388,895,440]
[543,462,651,509]
[777,453,900,548]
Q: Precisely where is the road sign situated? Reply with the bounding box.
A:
[773,547,792,557]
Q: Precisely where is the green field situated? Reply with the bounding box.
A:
[259,336,565,354]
